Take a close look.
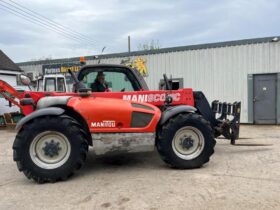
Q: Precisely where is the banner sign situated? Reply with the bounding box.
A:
[42,63,81,83]
[42,63,81,75]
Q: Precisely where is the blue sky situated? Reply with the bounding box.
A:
[0,0,280,62]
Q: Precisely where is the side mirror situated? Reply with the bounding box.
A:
[20,74,31,86]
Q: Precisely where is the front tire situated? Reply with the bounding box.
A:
[13,115,88,183]
[156,113,215,169]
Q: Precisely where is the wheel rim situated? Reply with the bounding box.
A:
[29,131,71,169]
[172,126,205,160]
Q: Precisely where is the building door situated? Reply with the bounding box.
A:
[253,74,277,124]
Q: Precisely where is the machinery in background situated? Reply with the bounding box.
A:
[36,74,68,92]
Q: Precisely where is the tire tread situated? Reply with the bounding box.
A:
[13,115,88,183]
[157,113,216,169]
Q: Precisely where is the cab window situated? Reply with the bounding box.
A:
[45,78,56,92]
[83,71,134,92]
[57,78,66,92]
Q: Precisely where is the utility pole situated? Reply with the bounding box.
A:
[128,35,131,54]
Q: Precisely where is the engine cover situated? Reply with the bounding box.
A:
[67,97,161,133]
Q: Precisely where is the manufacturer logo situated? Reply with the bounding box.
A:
[122,93,181,102]
[121,57,148,77]
[91,120,116,128]
[134,58,148,77]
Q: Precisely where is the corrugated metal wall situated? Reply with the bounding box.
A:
[19,41,280,123]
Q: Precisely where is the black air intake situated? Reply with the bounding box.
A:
[131,112,153,128]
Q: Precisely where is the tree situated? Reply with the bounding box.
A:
[138,40,161,51]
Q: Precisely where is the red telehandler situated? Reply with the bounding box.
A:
[0,64,240,183]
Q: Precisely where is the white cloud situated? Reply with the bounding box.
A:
[0,0,280,62]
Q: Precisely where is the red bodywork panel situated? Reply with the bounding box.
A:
[67,97,161,133]
[92,89,194,107]
[23,89,194,115]
[0,79,194,116]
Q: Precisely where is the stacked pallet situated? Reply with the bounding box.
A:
[0,112,23,127]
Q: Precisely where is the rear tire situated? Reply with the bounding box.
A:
[156,113,215,169]
[13,115,88,183]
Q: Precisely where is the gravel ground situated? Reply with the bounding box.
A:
[0,125,280,210]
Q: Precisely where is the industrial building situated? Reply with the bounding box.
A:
[17,36,280,124]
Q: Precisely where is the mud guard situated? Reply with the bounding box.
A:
[15,107,65,131]
[159,105,196,125]
[36,96,72,109]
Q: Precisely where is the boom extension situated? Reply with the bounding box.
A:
[0,80,24,109]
